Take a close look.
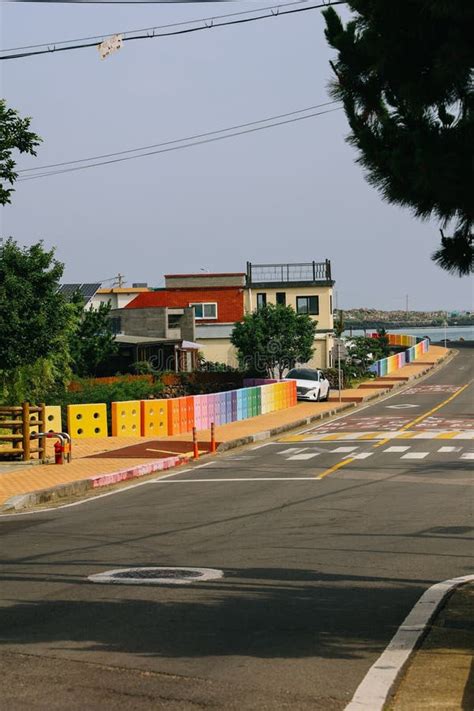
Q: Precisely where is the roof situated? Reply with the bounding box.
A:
[165,272,246,278]
[115,335,201,349]
[97,287,149,294]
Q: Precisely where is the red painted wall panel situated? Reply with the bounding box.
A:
[126,288,244,323]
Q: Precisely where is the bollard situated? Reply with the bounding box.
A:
[210,422,217,453]
[192,427,199,459]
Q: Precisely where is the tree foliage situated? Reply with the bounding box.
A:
[69,297,118,378]
[231,304,317,378]
[0,99,41,205]
[0,238,76,402]
[323,1,473,276]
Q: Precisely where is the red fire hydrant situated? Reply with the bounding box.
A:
[54,440,63,465]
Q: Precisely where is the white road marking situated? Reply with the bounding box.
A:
[333,446,359,453]
[384,446,411,453]
[156,477,321,482]
[386,404,419,409]
[278,447,307,455]
[460,453,474,460]
[287,452,321,461]
[438,446,462,453]
[401,452,429,460]
[344,574,474,711]
[351,453,373,460]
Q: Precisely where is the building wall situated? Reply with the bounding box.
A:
[126,288,245,324]
[245,285,334,330]
[109,307,195,341]
[165,274,246,288]
[90,288,149,311]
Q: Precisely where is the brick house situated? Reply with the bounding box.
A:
[124,262,335,369]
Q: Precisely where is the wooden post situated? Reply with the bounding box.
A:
[40,403,47,462]
[22,402,30,462]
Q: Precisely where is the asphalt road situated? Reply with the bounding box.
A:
[1,348,473,710]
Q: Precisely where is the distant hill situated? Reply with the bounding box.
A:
[341,309,472,328]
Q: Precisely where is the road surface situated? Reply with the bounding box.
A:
[1,348,472,709]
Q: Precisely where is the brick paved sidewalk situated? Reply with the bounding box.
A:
[0,346,449,510]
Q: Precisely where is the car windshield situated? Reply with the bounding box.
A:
[286,369,319,381]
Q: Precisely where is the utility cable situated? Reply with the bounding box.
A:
[1,1,346,61]
[19,100,340,173]
[18,105,343,181]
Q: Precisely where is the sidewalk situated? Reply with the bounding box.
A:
[0,345,449,511]
[388,582,473,710]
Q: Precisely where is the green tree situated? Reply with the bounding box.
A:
[69,297,118,377]
[231,304,317,378]
[323,2,473,276]
[0,238,76,402]
[0,99,41,205]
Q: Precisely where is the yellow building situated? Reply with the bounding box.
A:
[193,261,335,370]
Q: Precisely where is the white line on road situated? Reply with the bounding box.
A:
[155,477,321,482]
[460,453,474,460]
[351,452,373,460]
[333,446,359,453]
[278,447,308,455]
[438,446,462,453]
[384,446,411,453]
[344,573,474,711]
[287,452,321,460]
[400,452,429,460]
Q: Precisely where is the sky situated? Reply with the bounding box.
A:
[1,1,472,312]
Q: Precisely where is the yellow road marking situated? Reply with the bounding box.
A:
[317,457,354,480]
[434,431,460,439]
[315,379,473,479]
[320,434,343,441]
[359,432,379,440]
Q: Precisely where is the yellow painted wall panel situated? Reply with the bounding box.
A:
[67,403,107,439]
[111,400,141,437]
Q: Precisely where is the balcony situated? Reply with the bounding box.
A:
[246,261,333,287]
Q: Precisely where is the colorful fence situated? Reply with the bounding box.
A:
[368,336,429,377]
[66,380,297,439]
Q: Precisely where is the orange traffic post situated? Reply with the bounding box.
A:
[210,422,217,453]
[192,427,199,459]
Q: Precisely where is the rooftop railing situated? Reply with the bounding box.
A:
[246,260,332,285]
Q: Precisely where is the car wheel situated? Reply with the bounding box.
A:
[322,388,330,402]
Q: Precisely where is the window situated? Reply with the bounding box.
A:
[256,293,267,309]
[168,314,181,329]
[276,292,286,306]
[109,317,121,334]
[190,302,218,320]
[296,296,319,315]
[330,295,333,313]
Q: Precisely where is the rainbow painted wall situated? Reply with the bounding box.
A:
[367,335,429,377]
[66,380,297,439]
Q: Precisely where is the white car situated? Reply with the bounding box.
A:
[284,368,331,402]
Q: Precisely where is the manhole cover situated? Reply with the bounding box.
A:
[88,566,224,585]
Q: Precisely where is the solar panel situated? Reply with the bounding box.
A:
[59,283,101,301]
[80,283,101,299]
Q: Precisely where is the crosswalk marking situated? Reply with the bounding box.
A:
[333,446,359,453]
[401,452,429,460]
[384,446,411,453]
[280,430,474,443]
[438,446,462,453]
[287,452,321,461]
[352,452,373,460]
[460,453,474,460]
[279,447,307,455]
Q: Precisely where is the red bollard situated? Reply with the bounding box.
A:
[53,440,63,465]
[192,427,199,459]
[210,422,217,453]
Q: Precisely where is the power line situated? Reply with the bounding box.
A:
[2,1,313,52]
[1,1,346,61]
[18,105,343,181]
[19,100,340,173]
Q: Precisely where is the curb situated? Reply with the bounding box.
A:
[1,350,453,513]
[344,573,474,711]
[1,454,186,512]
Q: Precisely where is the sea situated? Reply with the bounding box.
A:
[343,325,473,342]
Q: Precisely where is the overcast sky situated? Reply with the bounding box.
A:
[1,1,472,311]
